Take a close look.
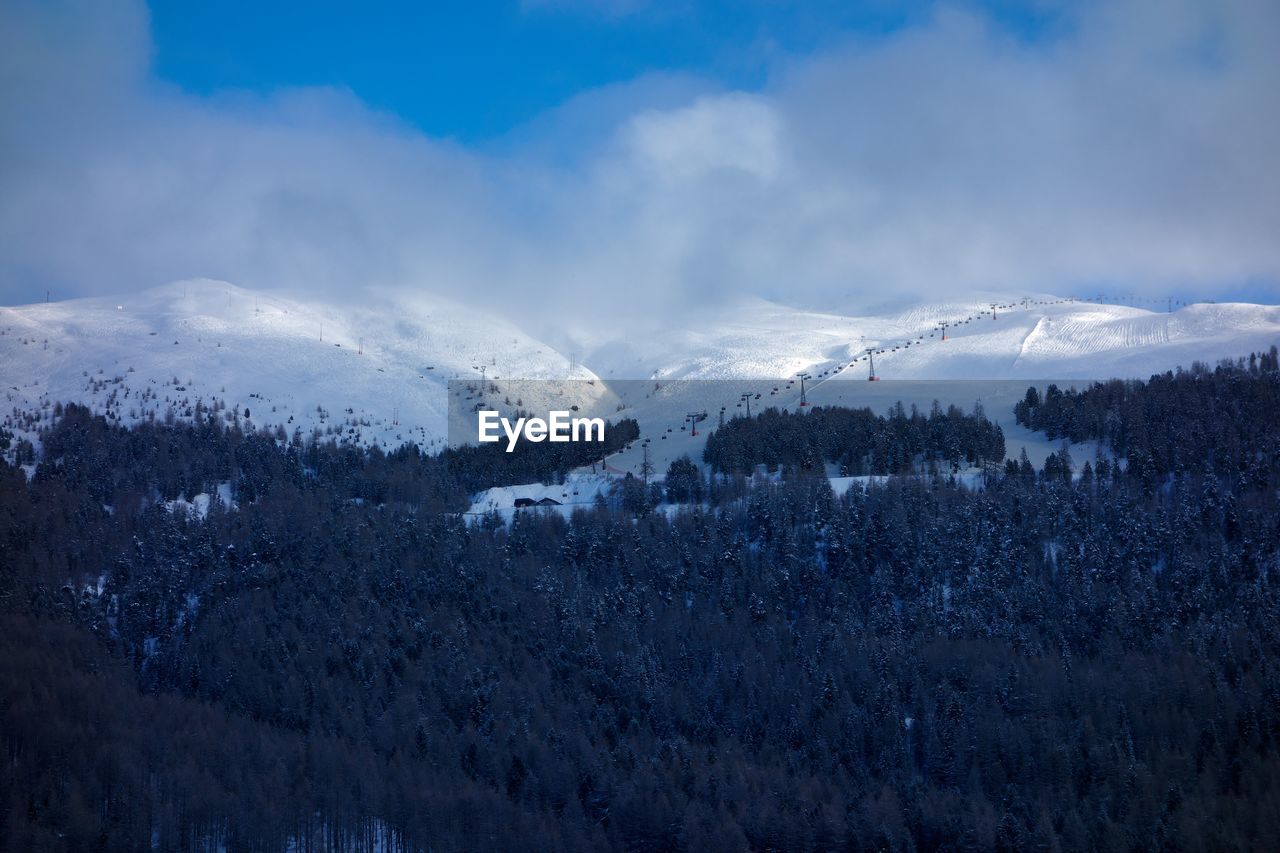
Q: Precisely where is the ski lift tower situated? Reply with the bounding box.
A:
[796,372,812,406]
[740,392,753,418]
[867,348,880,381]
[686,412,702,437]
[640,438,653,486]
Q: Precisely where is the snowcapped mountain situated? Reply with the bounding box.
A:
[0,279,596,450]
[577,295,1280,381]
[2,280,1278,457]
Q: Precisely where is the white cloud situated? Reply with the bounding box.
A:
[621,94,783,183]
[0,0,1277,328]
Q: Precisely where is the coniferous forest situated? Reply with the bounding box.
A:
[703,401,1006,475]
[3,352,1280,851]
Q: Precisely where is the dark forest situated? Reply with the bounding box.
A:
[2,352,1279,851]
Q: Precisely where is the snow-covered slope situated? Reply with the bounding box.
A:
[578,295,1280,381]
[0,279,595,450]
[2,281,1277,461]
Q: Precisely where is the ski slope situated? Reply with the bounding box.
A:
[0,279,595,451]
[2,281,1277,480]
[560,378,1108,490]
[578,295,1280,382]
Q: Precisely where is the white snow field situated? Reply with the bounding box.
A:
[2,280,1277,499]
[0,279,596,452]
[465,471,617,522]
[576,295,1280,382]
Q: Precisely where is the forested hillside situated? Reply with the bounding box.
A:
[2,354,1279,850]
[702,401,1006,475]
[1014,346,1280,488]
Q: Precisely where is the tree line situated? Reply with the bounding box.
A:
[1014,346,1280,490]
[703,401,1006,476]
[2,353,1279,850]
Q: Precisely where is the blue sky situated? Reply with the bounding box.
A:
[147,0,1060,141]
[1,0,1277,314]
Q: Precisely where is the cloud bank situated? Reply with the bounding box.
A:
[1,0,1277,327]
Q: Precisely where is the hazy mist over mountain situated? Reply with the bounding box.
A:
[2,0,1278,331]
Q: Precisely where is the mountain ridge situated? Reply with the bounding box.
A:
[3,280,1277,453]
